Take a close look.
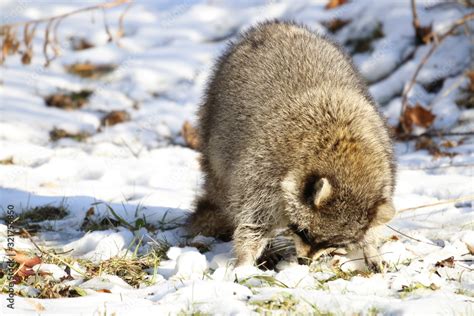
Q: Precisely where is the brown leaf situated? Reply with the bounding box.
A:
[45,90,93,110]
[66,62,116,78]
[429,283,440,290]
[402,103,436,132]
[416,24,433,45]
[101,110,130,127]
[21,50,32,64]
[85,207,95,217]
[7,249,42,267]
[95,289,111,293]
[17,265,36,278]
[325,0,348,9]
[25,298,45,312]
[321,19,351,33]
[435,256,455,268]
[181,121,199,150]
[70,37,95,51]
[467,242,474,255]
[467,70,474,92]
[440,140,457,148]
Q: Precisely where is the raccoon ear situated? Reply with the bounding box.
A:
[372,200,395,226]
[313,178,332,207]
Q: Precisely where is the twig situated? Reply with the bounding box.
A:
[386,225,441,247]
[102,8,114,42]
[399,162,474,170]
[399,12,474,133]
[21,228,86,277]
[0,0,132,29]
[117,2,133,38]
[42,19,54,66]
[0,0,132,66]
[397,129,474,141]
[398,194,474,213]
[339,252,394,268]
[411,0,421,37]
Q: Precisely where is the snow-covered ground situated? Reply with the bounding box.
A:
[0,0,473,315]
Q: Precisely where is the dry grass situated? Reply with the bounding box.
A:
[8,205,69,233]
[1,240,168,298]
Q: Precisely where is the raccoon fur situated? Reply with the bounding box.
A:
[187,21,396,270]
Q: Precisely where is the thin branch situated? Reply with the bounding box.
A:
[399,162,474,170]
[42,19,54,66]
[398,194,474,213]
[400,12,474,133]
[20,228,86,277]
[102,8,113,42]
[411,0,420,35]
[386,225,441,247]
[339,252,394,268]
[117,2,133,38]
[51,18,64,57]
[0,0,132,29]
[396,130,474,141]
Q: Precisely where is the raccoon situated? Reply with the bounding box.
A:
[187,21,396,270]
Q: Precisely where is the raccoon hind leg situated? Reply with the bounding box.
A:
[187,197,233,241]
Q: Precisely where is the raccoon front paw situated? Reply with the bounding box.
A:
[363,244,386,273]
[365,256,387,273]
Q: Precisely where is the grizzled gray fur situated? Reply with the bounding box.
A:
[187,21,396,270]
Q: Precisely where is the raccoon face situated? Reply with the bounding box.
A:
[281,172,395,251]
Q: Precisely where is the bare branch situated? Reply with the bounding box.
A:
[398,194,474,213]
[0,0,132,29]
[399,12,474,134]
[102,8,114,42]
[0,0,132,66]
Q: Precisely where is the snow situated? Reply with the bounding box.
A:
[0,0,473,315]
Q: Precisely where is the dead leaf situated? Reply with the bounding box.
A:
[415,136,457,159]
[402,103,436,132]
[70,37,94,51]
[85,207,95,217]
[325,0,348,9]
[321,19,351,33]
[0,156,14,165]
[5,249,42,281]
[441,140,456,148]
[45,90,93,110]
[25,298,45,312]
[66,62,116,78]
[181,121,199,150]
[7,249,42,267]
[435,256,455,268]
[466,70,474,92]
[429,283,440,290]
[389,235,400,241]
[416,24,433,45]
[101,110,130,127]
[467,243,474,255]
[95,289,112,293]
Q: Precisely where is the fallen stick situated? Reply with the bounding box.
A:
[398,194,474,213]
